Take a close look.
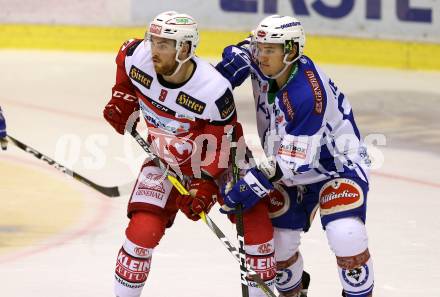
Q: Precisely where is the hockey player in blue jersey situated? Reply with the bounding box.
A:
[0,106,7,150]
[216,15,374,297]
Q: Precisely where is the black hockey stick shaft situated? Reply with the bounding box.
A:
[229,127,249,297]
[7,135,123,197]
[228,129,277,297]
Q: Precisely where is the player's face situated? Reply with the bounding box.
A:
[150,36,178,75]
[255,43,285,77]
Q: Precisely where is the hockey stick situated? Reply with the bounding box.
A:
[6,135,133,197]
[229,127,250,297]
[130,129,277,297]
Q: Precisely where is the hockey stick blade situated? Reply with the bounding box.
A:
[7,135,132,197]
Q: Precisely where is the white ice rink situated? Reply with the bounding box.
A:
[1,50,440,297]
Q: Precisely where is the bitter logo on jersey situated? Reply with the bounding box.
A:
[130,66,153,89]
[175,92,206,114]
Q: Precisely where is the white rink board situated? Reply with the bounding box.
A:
[0,0,439,42]
[131,0,440,42]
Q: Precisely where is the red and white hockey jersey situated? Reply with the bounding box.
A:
[111,39,238,178]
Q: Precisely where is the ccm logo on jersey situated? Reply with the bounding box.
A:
[305,70,324,115]
[319,178,364,215]
[130,66,153,89]
[215,89,235,119]
[176,92,206,114]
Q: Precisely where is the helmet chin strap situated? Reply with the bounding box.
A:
[167,48,192,77]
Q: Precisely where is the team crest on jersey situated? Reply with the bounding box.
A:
[149,129,197,166]
[319,178,364,216]
[176,92,206,114]
[268,184,290,219]
[129,66,153,89]
[305,70,324,114]
[215,89,235,119]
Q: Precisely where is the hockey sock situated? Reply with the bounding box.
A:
[273,228,304,297]
[276,251,304,296]
[326,217,374,297]
[245,239,277,297]
[114,239,153,297]
[115,212,166,297]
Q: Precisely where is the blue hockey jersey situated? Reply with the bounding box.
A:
[248,56,371,186]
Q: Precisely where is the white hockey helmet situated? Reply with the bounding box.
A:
[252,15,305,78]
[253,15,305,59]
[147,11,199,60]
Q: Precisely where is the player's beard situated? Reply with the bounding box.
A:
[153,60,178,76]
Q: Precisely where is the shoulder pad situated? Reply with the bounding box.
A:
[116,39,143,66]
[119,39,143,56]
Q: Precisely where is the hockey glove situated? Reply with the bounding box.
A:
[103,94,139,135]
[176,178,218,221]
[215,45,252,89]
[220,167,273,214]
[0,107,7,150]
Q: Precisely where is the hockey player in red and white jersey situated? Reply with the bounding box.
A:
[102,11,245,297]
